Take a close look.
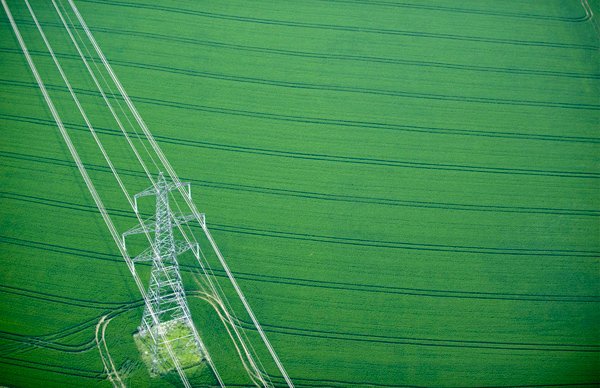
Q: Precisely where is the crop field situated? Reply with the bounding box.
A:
[0,0,599,387]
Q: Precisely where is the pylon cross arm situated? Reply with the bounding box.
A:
[132,246,155,263]
[122,218,158,244]
[173,240,199,257]
[133,187,158,213]
[135,186,158,200]
[172,213,196,226]
[133,240,198,263]
[126,214,196,236]
[165,181,191,197]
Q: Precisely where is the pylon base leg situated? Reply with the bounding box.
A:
[134,320,204,376]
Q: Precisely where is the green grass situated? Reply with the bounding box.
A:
[0,0,599,387]
[134,321,204,375]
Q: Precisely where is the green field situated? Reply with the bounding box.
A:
[0,0,599,387]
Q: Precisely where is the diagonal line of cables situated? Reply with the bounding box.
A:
[52,0,276,384]
[61,0,295,385]
[2,0,223,386]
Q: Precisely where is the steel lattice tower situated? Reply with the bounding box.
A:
[123,173,205,374]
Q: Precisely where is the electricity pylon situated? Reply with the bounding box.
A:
[123,173,205,374]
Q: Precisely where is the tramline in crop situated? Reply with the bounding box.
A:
[1,0,294,386]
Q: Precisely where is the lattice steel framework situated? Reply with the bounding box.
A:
[123,173,204,373]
